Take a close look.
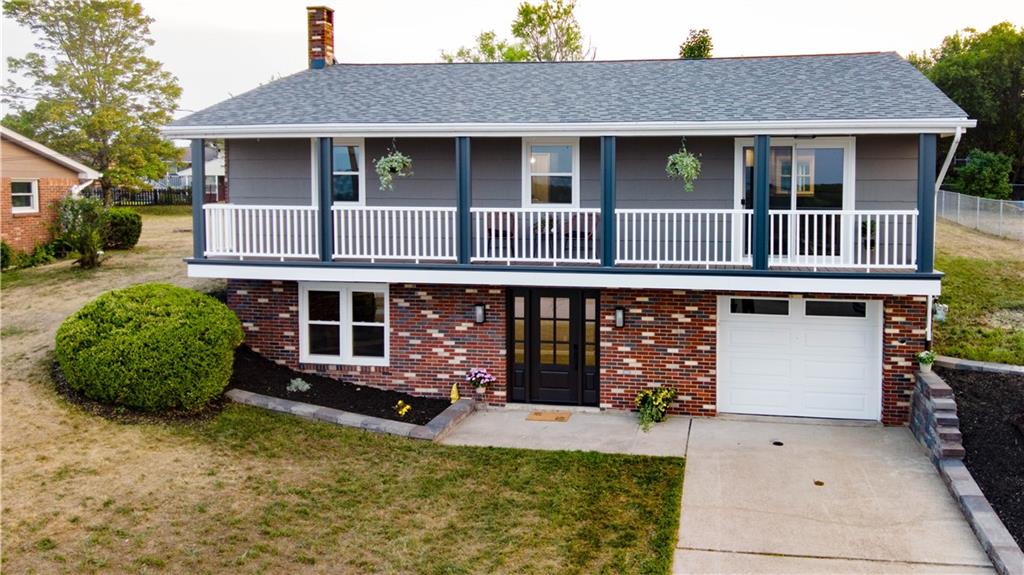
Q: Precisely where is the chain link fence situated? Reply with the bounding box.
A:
[937,189,1024,241]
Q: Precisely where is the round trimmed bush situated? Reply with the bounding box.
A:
[55,283,244,412]
[104,208,142,249]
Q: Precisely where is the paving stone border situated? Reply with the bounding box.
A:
[910,370,1024,575]
[225,389,476,442]
[936,355,1024,375]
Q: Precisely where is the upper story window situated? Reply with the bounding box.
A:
[736,137,854,211]
[523,138,579,208]
[332,138,364,203]
[10,180,38,214]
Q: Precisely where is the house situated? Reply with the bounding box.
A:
[177,152,227,202]
[163,6,975,426]
[1,126,101,253]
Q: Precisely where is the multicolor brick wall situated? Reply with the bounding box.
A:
[226,280,927,425]
[1,177,77,253]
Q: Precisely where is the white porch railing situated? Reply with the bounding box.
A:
[471,208,601,265]
[332,206,458,262]
[204,204,319,259]
[767,209,918,270]
[615,209,752,267]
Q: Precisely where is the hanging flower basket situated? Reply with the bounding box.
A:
[374,146,414,192]
[665,139,702,193]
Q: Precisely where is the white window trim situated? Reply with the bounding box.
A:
[298,281,389,366]
[732,136,856,212]
[522,137,581,209]
[310,138,368,207]
[10,179,39,214]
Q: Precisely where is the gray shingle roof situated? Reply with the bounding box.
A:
[172,52,966,127]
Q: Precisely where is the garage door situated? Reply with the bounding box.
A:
[717,296,883,421]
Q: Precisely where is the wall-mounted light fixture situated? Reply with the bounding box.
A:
[474,303,486,324]
[615,306,625,328]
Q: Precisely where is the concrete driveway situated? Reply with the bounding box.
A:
[675,417,993,574]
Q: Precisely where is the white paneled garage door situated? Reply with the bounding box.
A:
[717,296,883,421]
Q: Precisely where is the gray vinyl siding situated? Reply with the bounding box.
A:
[616,137,734,209]
[365,138,457,207]
[227,139,312,205]
[855,135,918,210]
[470,138,520,208]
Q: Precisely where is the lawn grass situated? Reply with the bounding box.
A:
[149,405,682,574]
[934,223,1024,365]
[130,204,192,217]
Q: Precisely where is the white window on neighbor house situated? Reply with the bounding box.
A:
[299,282,388,366]
[522,137,580,208]
[10,180,39,214]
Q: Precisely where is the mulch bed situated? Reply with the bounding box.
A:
[51,362,227,425]
[229,346,450,426]
[937,366,1024,548]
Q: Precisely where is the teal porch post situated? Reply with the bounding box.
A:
[752,135,770,270]
[319,137,333,262]
[917,134,937,273]
[190,139,205,259]
[600,136,616,267]
[456,137,471,264]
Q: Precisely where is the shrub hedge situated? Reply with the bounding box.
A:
[55,283,244,412]
[104,207,143,249]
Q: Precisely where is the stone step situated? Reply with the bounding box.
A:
[931,397,958,412]
[935,411,960,427]
[937,426,962,442]
[939,440,965,459]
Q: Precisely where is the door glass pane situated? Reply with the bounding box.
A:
[539,341,554,363]
[332,144,359,172]
[555,297,570,319]
[514,296,525,318]
[769,147,792,209]
[515,342,525,363]
[530,145,572,173]
[585,298,596,320]
[796,148,844,209]
[514,318,525,340]
[585,345,596,367]
[351,291,384,323]
[332,174,359,202]
[531,176,572,204]
[352,325,385,357]
[308,291,340,321]
[730,298,789,315]
[743,147,754,208]
[585,322,596,344]
[555,319,569,342]
[540,319,554,340]
[309,324,340,355]
[539,297,553,318]
[554,345,570,365]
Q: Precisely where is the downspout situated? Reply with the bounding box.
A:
[926,126,962,346]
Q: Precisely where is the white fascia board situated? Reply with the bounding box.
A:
[162,118,976,140]
[188,263,941,297]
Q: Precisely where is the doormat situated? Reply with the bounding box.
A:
[526,410,571,422]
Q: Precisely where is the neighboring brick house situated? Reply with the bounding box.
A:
[163,6,974,426]
[1,126,101,253]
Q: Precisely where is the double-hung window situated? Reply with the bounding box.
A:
[300,282,388,366]
[523,138,579,207]
[332,138,364,203]
[10,180,38,214]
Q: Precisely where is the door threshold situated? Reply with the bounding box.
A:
[716,413,881,427]
[501,403,604,414]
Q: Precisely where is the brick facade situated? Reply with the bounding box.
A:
[227,279,927,425]
[1,177,77,253]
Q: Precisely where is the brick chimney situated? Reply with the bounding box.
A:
[307,6,334,69]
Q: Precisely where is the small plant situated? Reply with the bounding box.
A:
[635,387,675,432]
[55,196,107,269]
[286,377,311,393]
[1,241,12,270]
[665,138,702,193]
[917,350,936,372]
[374,145,414,192]
[394,400,412,417]
[466,367,496,392]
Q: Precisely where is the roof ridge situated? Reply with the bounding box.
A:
[325,51,893,68]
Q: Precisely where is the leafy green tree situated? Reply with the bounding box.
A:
[910,23,1024,185]
[679,29,713,59]
[442,0,593,62]
[2,0,182,204]
[954,149,1013,199]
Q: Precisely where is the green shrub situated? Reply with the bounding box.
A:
[1,241,12,270]
[55,283,244,412]
[954,149,1013,200]
[104,208,143,249]
[55,196,107,268]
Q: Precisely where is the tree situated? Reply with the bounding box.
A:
[442,0,593,63]
[910,23,1024,185]
[954,149,1013,199]
[2,0,182,204]
[679,29,713,59]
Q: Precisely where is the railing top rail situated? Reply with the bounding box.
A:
[204,203,318,211]
[614,208,749,214]
[767,208,919,215]
[331,205,458,212]
[469,207,601,213]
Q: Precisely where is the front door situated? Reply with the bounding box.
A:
[508,289,599,406]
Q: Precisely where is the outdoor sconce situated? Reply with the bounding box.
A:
[615,307,625,328]
[474,304,486,324]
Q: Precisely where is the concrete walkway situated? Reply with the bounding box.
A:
[440,408,691,457]
[675,417,994,574]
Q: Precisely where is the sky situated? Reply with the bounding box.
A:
[2,0,1022,120]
